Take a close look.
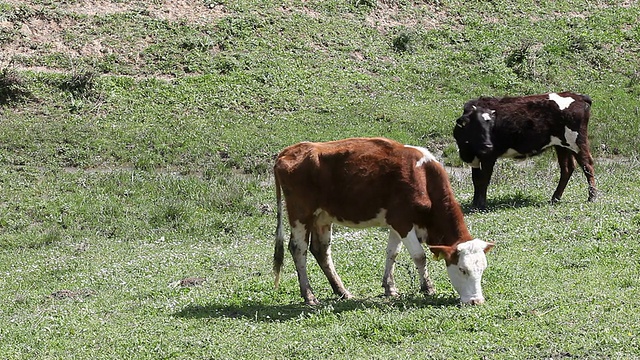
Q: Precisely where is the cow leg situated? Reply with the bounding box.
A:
[288,222,319,305]
[309,223,353,301]
[399,228,435,296]
[552,147,576,203]
[574,143,597,201]
[471,160,495,210]
[382,229,403,297]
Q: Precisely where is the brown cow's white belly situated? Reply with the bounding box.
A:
[314,208,389,228]
[313,208,429,243]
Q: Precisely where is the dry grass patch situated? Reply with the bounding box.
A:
[364,1,449,34]
[0,0,227,71]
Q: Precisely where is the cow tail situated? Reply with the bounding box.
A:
[273,170,286,290]
[581,94,592,111]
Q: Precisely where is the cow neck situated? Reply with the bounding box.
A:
[425,206,471,247]
[423,162,473,247]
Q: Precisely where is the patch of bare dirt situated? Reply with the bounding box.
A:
[6,16,78,57]
[170,277,207,288]
[0,0,227,72]
[49,289,97,300]
[1,0,226,23]
[365,2,448,34]
[278,5,322,19]
[59,0,226,25]
[1,14,148,70]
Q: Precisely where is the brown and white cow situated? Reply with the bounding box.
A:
[453,92,597,209]
[273,137,494,305]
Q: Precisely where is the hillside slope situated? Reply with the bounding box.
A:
[1,0,639,171]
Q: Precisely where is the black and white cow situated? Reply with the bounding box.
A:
[453,92,597,209]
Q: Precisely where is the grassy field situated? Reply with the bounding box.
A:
[1,0,640,358]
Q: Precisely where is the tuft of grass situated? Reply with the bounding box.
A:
[391,30,415,53]
[56,69,97,97]
[150,201,189,229]
[0,67,32,105]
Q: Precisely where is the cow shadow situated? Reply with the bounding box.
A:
[460,193,547,214]
[173,294,460,323]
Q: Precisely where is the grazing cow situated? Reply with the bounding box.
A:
[453,92,597,209]
[273,137,494,306]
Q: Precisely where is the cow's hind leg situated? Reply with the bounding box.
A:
[310,223,353,301]
[575,143,597,201]
[398,228,435,296]
[552,147,576,203]
[289,221,319,305]
[382,230,403,297]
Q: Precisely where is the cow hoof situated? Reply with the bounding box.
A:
[338,292,354,300]
[304,297,320,306]
[471,204,487,212]
[461,297,485,306]
[384,290,399,297]
[420,288,436,296]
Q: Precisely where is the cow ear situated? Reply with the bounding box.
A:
[457,239,495,255]
[483,242,495,254]
[456,117,469,128]
[428,245,455,262]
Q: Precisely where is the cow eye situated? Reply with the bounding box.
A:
[459,268,468,276]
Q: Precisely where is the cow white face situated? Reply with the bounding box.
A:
[445,239,493,305]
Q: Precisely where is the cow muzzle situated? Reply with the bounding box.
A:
[477,143,493,155]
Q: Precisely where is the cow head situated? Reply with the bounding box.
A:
[453,106,496,161]
[429,239,494,305]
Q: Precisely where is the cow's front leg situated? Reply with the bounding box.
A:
[399,229,435,296]
[288,222,318,305]
[310,223,353,301]
[471,161,495,210]
[382,229,403,297]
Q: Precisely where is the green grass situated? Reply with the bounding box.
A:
[1,160,639,359]
[1,0,640,358]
